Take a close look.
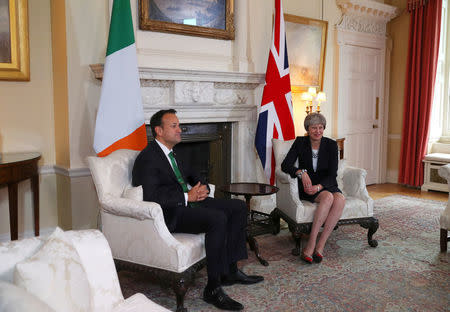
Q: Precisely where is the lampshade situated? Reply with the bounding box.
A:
[307,87,317,96]
[300,92,313,101]
[316,91,326,102]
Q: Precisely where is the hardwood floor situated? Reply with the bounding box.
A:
[367,183,448,202]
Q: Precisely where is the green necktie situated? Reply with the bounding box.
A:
[168,152,200,208]
[168,151,189,193]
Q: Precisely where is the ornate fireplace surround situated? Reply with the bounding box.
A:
[90,65,265,184]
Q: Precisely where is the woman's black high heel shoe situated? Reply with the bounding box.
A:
[313,251,323,263]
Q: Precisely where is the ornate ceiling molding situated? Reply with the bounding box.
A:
[336,0,401,35]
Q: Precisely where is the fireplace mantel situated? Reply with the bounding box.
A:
[89,64,267,189]
[90,64,265,123]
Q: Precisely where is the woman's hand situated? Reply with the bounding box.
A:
[300,172,312,191]
[304,184,322,195]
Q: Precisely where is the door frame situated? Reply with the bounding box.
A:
[334,29,390,184]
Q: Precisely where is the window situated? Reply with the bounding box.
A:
[430,0,450,142]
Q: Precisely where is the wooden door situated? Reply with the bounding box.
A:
[338,45,382,184]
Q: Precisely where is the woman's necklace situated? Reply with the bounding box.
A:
[312,150,319,159]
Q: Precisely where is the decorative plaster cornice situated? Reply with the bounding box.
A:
[336,0,400,35]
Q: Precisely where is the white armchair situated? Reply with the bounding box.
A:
[438,164,450,252]
[87,149,211,312]
[0,229,170,312]
[271,139,379,256]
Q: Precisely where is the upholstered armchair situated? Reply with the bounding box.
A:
[0,229,170,312]
[438,164,450,252]
[88,149,213,312]
[271,139,379,256]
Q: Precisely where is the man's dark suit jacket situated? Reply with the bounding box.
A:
[281,136,339,194]
[132,140,207,231]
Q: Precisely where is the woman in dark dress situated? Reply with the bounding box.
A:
[281,113,345,263]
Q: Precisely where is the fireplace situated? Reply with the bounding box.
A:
[146,123,231,198]
[90,66,266,203]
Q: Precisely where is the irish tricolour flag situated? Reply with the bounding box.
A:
[93,0,147,157]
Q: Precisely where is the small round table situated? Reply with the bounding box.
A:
[0,152,41,240]
[220,182,279,266]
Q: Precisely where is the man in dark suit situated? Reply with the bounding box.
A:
[132,109,263,311]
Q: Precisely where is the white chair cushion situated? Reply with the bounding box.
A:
[14,228,91,312]
[273,138,295,171]
[88,149,140,200]
[101,211,206,273]
[424,153,450,163]
[0,282,55,312]
[123,185,143,201]
[0,237,44,283]
[112,293,171,312]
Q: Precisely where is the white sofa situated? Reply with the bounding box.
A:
[271,139,379,256]
[0,228,170,312]
[438,164,450,252]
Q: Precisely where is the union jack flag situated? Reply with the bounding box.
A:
[255,0,295,185]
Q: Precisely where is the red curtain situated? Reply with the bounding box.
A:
[398,0,442,187]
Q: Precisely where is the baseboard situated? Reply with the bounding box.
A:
[0,227,56,243]
[39,165,91,178]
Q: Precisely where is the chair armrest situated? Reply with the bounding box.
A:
[66,230,124,310]
[342,166,370,201]
[101,195,164,221]
[275,168,291,184]
[275,170,305,221]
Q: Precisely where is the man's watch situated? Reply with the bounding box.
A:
[297,169,307,179]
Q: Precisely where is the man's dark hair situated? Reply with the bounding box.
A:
[150,109,177,138]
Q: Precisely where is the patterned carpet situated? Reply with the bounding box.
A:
[118,195,449,312]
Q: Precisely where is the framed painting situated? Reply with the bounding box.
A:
[0,0,29,81]
[284,14,327,93]
[139,0,234,40]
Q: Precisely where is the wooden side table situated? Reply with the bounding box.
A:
[220,182,279,266]
[0,152,41,240]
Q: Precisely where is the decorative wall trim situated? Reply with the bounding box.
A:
[336,0,400,35]
[39,165,91,178]
[90,64,264,84]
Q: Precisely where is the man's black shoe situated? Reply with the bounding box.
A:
[203,286,244,311]
[221,269,264,286]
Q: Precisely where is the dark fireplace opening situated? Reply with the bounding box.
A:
[146,123,231,199]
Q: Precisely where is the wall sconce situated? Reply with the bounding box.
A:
[301,87,326,114]
[316,91,326,113]
[300,92,313,115]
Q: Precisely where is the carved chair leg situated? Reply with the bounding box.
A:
[360,217,379,248]
[441,228,448,252]
[173,278,188,312]
[367,217,379,247]
[270,209,281,235]
[291,230,302,256]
